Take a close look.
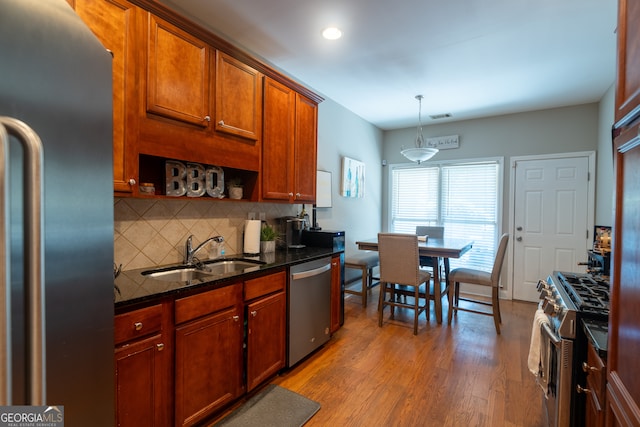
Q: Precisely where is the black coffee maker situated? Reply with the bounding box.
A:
[277,216,307,248]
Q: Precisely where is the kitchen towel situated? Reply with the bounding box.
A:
[244,220,261,255]
[527,307,549,376]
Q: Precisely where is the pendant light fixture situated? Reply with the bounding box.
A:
[401,95,438,164]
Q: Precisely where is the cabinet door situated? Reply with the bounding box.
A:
[75,0,139,193]
[147,14,210,127]
[174,306,243,427]
[214,51,261,140]
[293,93,318,202]
[330,255,342,334]
[615,0,640,126]
[115,334,170,427]
[262,77,295,201]
[608,121,640,426]
[246,292,286,392]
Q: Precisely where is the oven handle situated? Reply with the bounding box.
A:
[541,322,562,347]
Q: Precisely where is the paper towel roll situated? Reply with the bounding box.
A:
[244,220,261,255]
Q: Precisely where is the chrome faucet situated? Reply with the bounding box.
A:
[184,235,224,265]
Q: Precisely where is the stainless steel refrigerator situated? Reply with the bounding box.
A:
[0,0,115,425]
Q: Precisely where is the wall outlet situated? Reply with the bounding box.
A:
[259,212,266,221]
[248,212,256,220]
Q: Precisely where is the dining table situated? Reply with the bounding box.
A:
[355,236,474,324]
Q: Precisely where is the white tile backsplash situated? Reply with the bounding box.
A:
[114,198,298,270]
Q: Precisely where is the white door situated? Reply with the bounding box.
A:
[512,155,592,301]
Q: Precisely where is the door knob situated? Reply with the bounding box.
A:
[516,236,522,241]
[516,226,523,231]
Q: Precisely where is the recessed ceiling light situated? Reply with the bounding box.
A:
[322,27,342,40]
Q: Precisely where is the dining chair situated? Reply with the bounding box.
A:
[415,225,446,274]
[377,233,431,335]
[447,233,509,334]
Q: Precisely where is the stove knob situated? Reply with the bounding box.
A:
[539,288,552,300]
[543,298,559,316]
[536,280,549,291]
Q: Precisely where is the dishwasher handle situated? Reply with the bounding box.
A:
[291,263,331,281]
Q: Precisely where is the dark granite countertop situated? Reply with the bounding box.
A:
[114,246,341,310]
[582,318,608,359]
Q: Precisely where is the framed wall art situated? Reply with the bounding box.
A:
[340,156,365,198]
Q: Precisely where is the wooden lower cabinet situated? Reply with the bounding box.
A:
[114,303,171,427]
[330,255,342,334]
[115,334,170,427]
[582,342,606,427]
[174,284,244,427]
[244,271,287,392]
[246,292,286,391]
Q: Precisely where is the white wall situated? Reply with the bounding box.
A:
[315,98,384,255]
[381,103,602,234]
[596,85,615,226]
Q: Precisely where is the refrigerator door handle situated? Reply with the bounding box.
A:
[0,117,45,406]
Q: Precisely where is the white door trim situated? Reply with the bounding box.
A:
[506,151,596,300]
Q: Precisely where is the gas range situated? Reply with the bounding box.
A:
[540,272,610,340]
[555,272,610,319]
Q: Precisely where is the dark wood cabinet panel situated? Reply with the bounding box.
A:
[174,305,243,426]
[115,334,170,427]
[294,93,318,203]
[262,77,295,201]
[75,0,140,193]
[330,255,341,334]
[615,0,640,127]
[114,302,171,427]
[147,14,210,126]
[246,291,286,391]
[214,51,262,141]
[262,77,318,202]
[608,120,640,426]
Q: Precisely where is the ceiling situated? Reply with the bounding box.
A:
[159,0,618,131]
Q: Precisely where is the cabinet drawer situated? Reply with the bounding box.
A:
[175,283,242,324]
[586,342,606,401]
[244,271,286,301]
[115,304,163,346]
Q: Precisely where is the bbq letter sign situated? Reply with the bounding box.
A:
[165,160,224,198]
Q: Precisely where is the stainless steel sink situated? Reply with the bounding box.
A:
[142,267,217,282]
[202,259,264,275]
[141,258,265,282]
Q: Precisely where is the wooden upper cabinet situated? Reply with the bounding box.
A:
[214,51,262,140]
[75,0,140,193]
[262,77,295,201]
[615,0,640,127]
[262,77,318,203]
[294,93,318,203]
[147,14,210,127]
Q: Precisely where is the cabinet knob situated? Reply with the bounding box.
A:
[128,178,136,186]
[134,322,143,331]
[251,310,257,317]
[288,192,294,197]
[295,193,301,198]
[582,362,598,373]
[156,343,164,351]
[232,315,240,322]
[218,120,225,126]
[576,384,591,395]
[204,115,211,122]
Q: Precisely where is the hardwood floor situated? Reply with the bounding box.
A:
[270,287,548,427]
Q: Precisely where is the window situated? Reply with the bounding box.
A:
[389,158,503,271]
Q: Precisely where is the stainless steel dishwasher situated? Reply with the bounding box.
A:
[288,256,332,367]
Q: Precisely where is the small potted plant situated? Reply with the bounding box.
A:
[260,223,278,253]
[227,178,243,200]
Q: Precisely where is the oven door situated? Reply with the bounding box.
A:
[541,322,573,427]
